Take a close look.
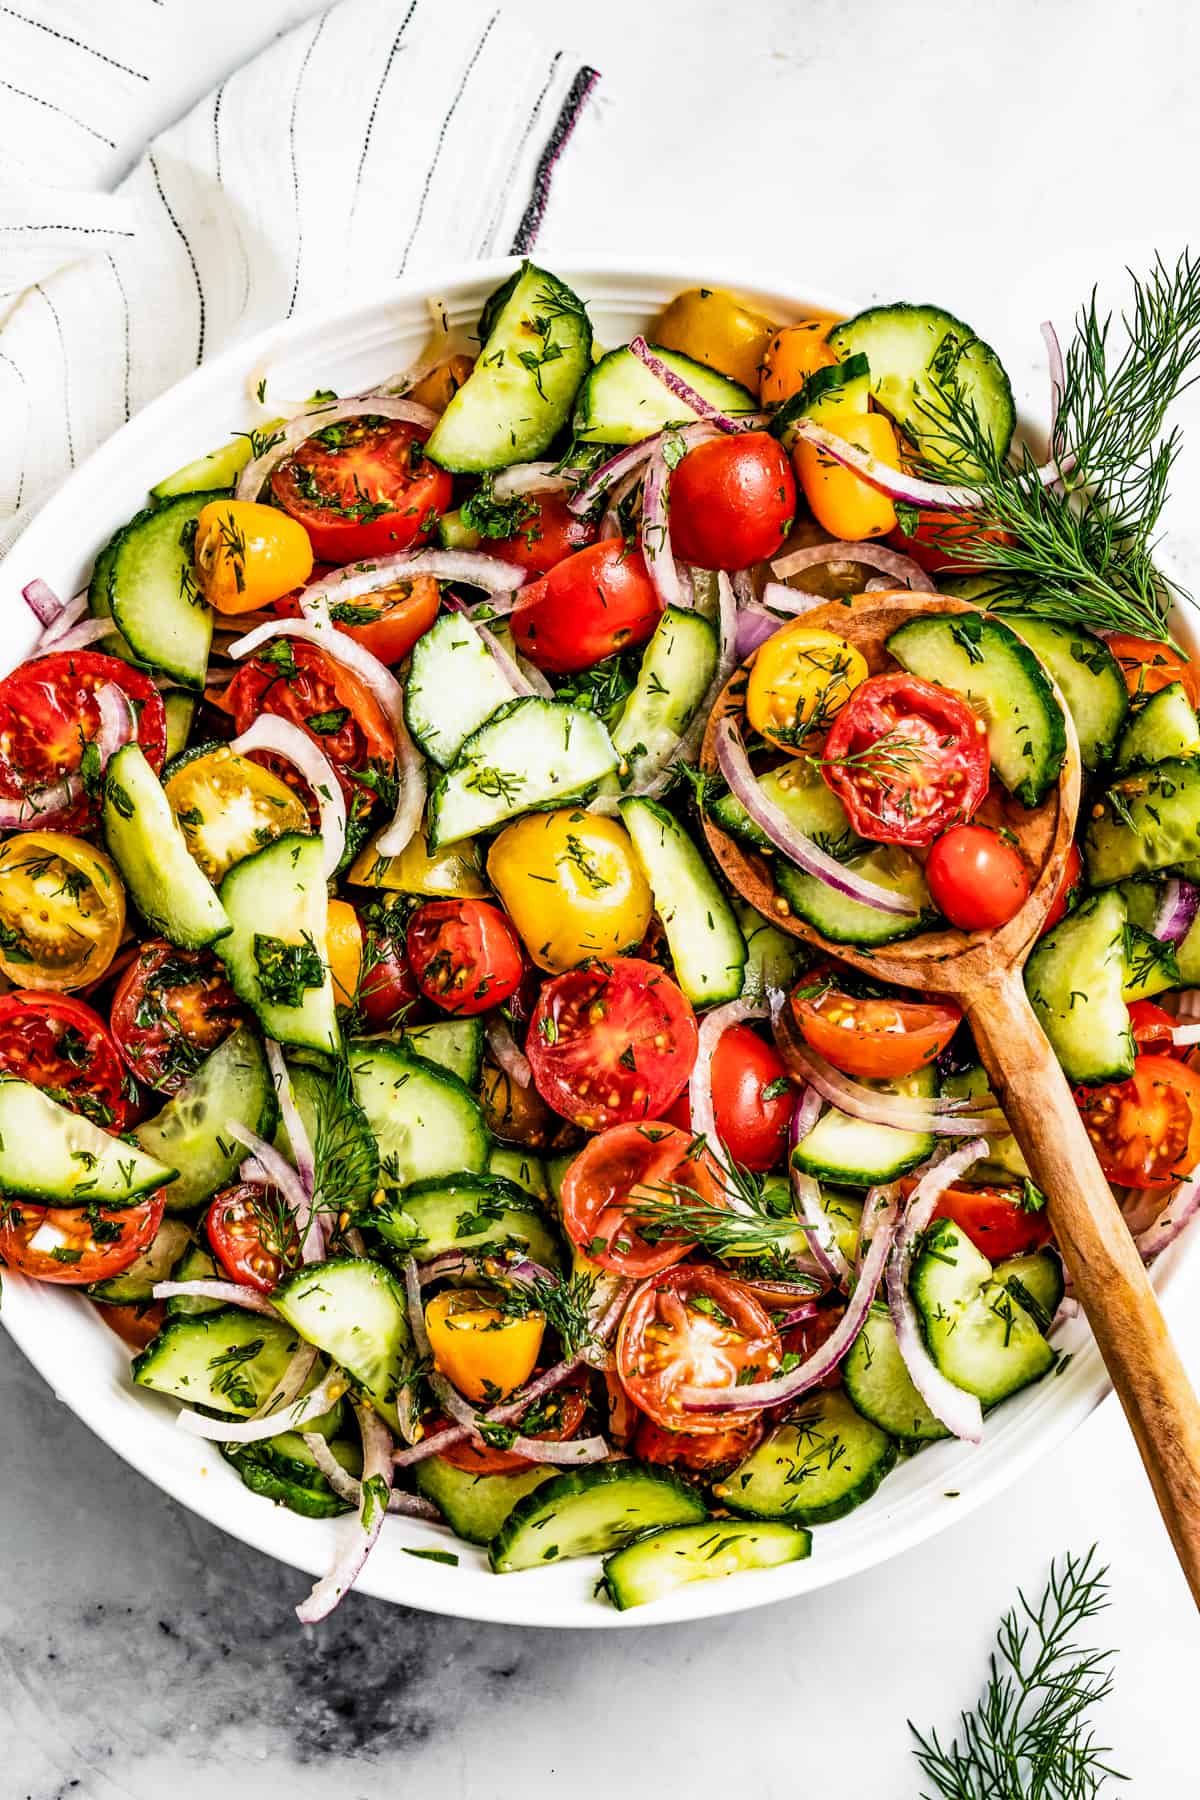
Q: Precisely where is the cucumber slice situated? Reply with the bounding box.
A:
[574,344,756,446]
[224,1442,354,1520]
[828,303,1015,472]
[487,1147,549,1200]
[0,1078,175,1205]
[620,798,746,1007]
[1114,682,1200,773]
[348,1041,489,1188]
[842,1306,949,1443]
[994,1247,1065,1330]
[735,897,808,1002]
[216,833,340,1055]
[133,1309,303,1414]
[106,491,223,688]
[405,611,519,768]
[425,263,592,472]
[428,698,618,848]
[274,1059,379,1218]
[373,1175,563,1270]
[88,1217,193,1304]
[887,612,1066,806]
[771,354,871,443]
[1086,759,1200,885]
[1007,617,1128,771]
[163,692,196,762]
[414,1456,555,1545]
[272,1255,416,1434]
[911,1218,1054,1406]
[790,1062,937,1185]
[603,1518,811,1610]
[489,1462,708,1572]
[605,606,718,794]
[1025,889,1134,1086]
[1122,924,1179,1001]
[134,1025,278,1216]
[87,527,133,660]
[103,743,231,950]
[164,1240,222,1315]
[150,435,254,501]
[401,1018,484,1088]
[715,1388,896,1523]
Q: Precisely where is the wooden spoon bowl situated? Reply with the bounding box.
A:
[700,588,1200,1606]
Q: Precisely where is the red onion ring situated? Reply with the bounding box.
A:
[1154,879,1200,945]
[232,717,345,879]
[298,548,524,630]
[37,617,117,655]
[682,1185,901,1412]
[266,1039,317,1204]
[485,1016,532,1088]
[492,462,568,500]
[628,337,766,434]
[236,396,438,502]
[568,436,658,519]
[22,577,62,628]
[152,1278,279,1316]
[770,540,935,591]
[252,1341,321,1424]
[37,591,88,645]
[735,602,784,659]
[1135,1169,1200,1260]
[779,1032,1007,1137]
[229,1121,320,1263]
[296,1400,395,1623]
[302,1431,364,1505]
[715,718,919,917]
[179,1366,349,1444]
[885,1140,990,1441]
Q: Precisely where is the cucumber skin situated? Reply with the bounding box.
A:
[488,1461,708,1573]
[716,1391,896,1525]
[415,1456,555,1545]
[134,1025,279,1216]
[106,490,225,690]
[1025,889,1135,1087]
[602,1519,811,1610]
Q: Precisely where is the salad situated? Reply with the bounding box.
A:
[2,256,1199,1621]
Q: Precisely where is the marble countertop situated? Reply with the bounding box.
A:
[5,2,1200,1795]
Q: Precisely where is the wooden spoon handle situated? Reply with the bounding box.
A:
[966,970,1200,1606]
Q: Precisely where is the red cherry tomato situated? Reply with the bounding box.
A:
[821,672,989,847]
[560,1121,726,1277]
[633,1414,764,1471]
[1076,1053,1200,1189]
[886,508,1014,576]
[430,1378,590,1475]
[1104,633,1200,710]
[110,940,243,1094]
[275,570,440,666]
[97,1300,167,1351]
[226,636,394,802]
[269,415,452,563]
[707,1023,792,1170]
[0,1190,165,1285]
[925,824,1032,931]
[616,1264,781,1434]
[206,1182,301,1292]
[922,1182,1051,1261]
[1128,999,1186,1057]
[510,540,662,674]
[354,902,426,1030]
[526,956,698,1129]
[1039,842,1083,936]
[668,432,796,570]
[0,650,166,829]
[481,491,597,577]
[0,989,134,1129]
[406,899,525,1016]
[791,982,961,1081]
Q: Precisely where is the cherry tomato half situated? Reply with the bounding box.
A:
[226,636,395,801]
[0,989,134,1129]
[274,571,441,667]
[270,415,452,563]
[791,982,961,1081]
[1076,1053,1200,1189]
[0,1190,165,1285]
[97,1300,167,1352]
[405,899,525,1017]
[110,940,244,1094]
[633,1414,764,1472]
[527,956,698,1130]
[206,1183,301,1292]
[924,1182,1051,1261]
[0,650,166,829]
[886,508,1014,576]
[925,825,1032,931]
[510,540,662,674]
[479,491,597,577]
[1039,842,1083,937]
[668,433,795,570]
[1127,999,1187,1057]
[432,1378,590,1476]
[560,1120,726,1277]
[616,1264,782,1433]
[1104,634,1200,711]
[821,671,989,847]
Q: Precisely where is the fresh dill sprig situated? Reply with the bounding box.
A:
[499,1269,599,1359]
[304,1058,380,1219]
[913,251,1200,642]
[909,1547,1126,1799]
[626,1149,821,1281]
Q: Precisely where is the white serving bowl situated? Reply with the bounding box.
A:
[2,256,1197,1628]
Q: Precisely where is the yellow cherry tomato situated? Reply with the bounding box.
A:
[348,824,487,898]
[794,412,900,541]
[424,1286,545,1403]
[486,811,652,972]
[325,899,363,1006]
[406,354,475,414]
[746,624,869,753]
[194,499,314,615]
[164,745,308,883]
[652,287,778,391]
[0,831,125,990]
[759,319,841,407]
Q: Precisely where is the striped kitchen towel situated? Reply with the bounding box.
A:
[0,0,599,556]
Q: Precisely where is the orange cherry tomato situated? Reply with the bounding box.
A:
[794,412,900,540]
[275,570,441,667]
[1076,1053,1200,1188]
[195,499,314,614]
[792,981,961,1081]
[424,1286,545,1403]
[759,320,839,407]
[96,1300,167,1352]
[1103,634,1200,710]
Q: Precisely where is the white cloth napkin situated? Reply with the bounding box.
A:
[0,0,599,556]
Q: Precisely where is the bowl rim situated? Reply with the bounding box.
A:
[2,251,1197,1629]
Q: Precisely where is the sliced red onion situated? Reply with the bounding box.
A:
[296,1400,394,1624]
[236,397,439,502]
[885,1140,990,1442]
[228,618,425,859]
[786,418,1069,511]
[1042,320,1066,460]
[37,591,88,645]
[266,1039,317,1202]
[299,548,524,630]
[485,1016,532,1088]
[690,996,771,1183]
[37,617,117,655]
[477,620,551,699]
[94,681,136,761]
[253,1341,321,1422]
[302,1431,364,1505]
[492,462,567,500]
[1135,1169,1200,1260]
[865,578,893,592]
[22,577,63,628]
[641,434,688,610]
[233,717,345,879]
[730,568,755,608]
[739,1275,824,1308]
[1154,879,1200,945]
[403,1256,433,1365]
[1171,1023,1200,1047]
[771,540,935,592]
[387,1490,443,1520]
[152,1278,279,1316]
[772,1301,825,1329]
[735,602,785,659]
[229,1121,320,1263]
[682,1186,901,1412]
[779,1031,1007,1137]
[417,1249,556,1286]
[569,436,658,519]
[599,462,646,539]
[715,718,918,917]
[758,580,829,618]
[628,337,765,434]
[789,1093,854,1289]
[180,1366,348,1444]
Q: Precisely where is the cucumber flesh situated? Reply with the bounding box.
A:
[735,897,807,1002]
[348,1041,489,1189]
[134,1025,279,1216]
[405,611,519,769]
[1007,617,1128,771]
[428,698,618,848]
[216,833,340,1055]
[994,1247,1065,1330]
[1025,889,1135,1086]
[715,1388,896,1523]
[106,491,224,689]
[1122,924,1179,1001]
[489,1462,708,1572]
[1113,682,1200,773]
[272,1255,415,1434]
[843,1306,949,1443]
[620,798,746,1007]
[575,343,756,445]
[400,1018,484,1088]
[164,1241,223,1315]
[372,1175,563,1270]
[603,1519,811,1610]
[163,692,196,762]
[133,1308,303,1415]
[911,1218,1054,1406]
[88,1217,193,1304]
[150,435,258,501]
[0,1078,174,1205]
[791,1062,937,1186]
[414,1456,555,1545]
[1085,759,1200,885]
[487,1146,549,1199]
[603,606,718,797]
[102,743,231,950]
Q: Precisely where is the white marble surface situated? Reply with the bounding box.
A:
[5,1,1200,1794]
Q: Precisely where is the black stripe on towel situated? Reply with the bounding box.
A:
[510,65,599,255]
[397,11,498,276]
[149,152,206,364]
[352,0,419,213]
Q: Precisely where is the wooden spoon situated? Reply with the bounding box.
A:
[701,588,1200,1603]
